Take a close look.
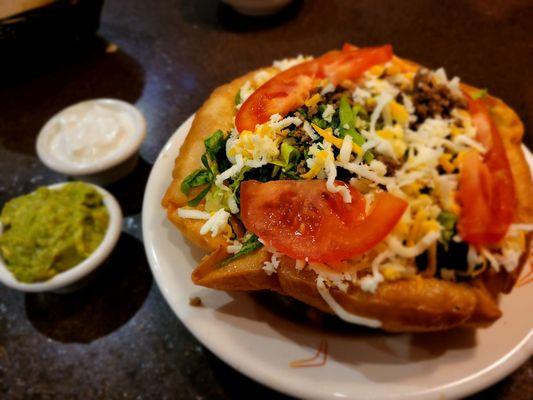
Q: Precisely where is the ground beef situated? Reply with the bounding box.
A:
[412,68,467,121]
[296,159,308,175]
[288,123,313,144]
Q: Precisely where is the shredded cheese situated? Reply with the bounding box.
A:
[322,104,335,122]
[325,158,352,203]
[338,135,353,163]
[320,83,335,96]
[386,231,440,258]
[272,55,312,71]
[216,154,245,188]
[312,123,363,157]
[177,208,211,220]
[360,251,391,293]
[341,161,392,186]
[303,120,318,140]
[369,92,395,137]
[316,276,381,328]
[227,240,243,254]
[200,209,230,237]
[263,252,281,275]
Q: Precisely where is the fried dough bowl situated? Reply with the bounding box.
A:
[162,54,533,332]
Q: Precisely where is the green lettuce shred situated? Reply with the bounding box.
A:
[220,234,263,266]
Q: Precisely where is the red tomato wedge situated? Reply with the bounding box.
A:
[235,45,393,132]
[240,180,407,265]
[457,95,516,244]
[320,45,393,86]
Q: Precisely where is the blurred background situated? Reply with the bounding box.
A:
[0,0,531,398]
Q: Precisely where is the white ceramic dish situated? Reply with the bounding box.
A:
[36,98,146,185]
[0,182,122,292]
[143,115,533,400]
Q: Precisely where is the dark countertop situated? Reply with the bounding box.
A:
[0,0,531,398]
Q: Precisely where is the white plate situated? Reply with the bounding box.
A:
[142,115,533,400]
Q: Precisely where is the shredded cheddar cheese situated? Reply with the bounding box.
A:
[311,123,364,157]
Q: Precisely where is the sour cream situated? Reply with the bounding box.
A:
[49,102,134,166]
[37,99,146,178]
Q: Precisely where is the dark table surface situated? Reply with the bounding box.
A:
[0,0,532,399]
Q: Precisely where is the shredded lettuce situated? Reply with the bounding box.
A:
[338,95,366,145]
[181,169,211,195]
[204,130,225,164]
[363,150,375,163]
[352,103,368,119]
[438,211,457,249]
[220,233,263,266]
[204,187,228,212]
[311,116,328,129]
[281,142,299,166]
[181,130,230,206]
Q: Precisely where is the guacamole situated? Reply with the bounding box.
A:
[0,182,109,283]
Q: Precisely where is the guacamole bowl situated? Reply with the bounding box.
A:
[0,182,122,292]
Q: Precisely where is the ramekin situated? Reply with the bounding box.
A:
[36,98,146,185]
[0,182,122,292]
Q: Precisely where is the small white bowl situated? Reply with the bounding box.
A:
[36,98,146,185]
[0,182,123,292]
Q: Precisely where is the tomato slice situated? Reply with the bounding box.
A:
[457,150,493,242]
[235,45,393,132]
[320,45,393,85]
[235,71,316,134]
[240,180,407,265]
[457,95,516,244]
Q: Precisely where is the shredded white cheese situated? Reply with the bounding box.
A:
[352,87,371,105]
[254,70,272,85]
[369,93,394,137]
[338,135,353,163]
[227,241,243,254]
[269,113,302,130]
[359,251,391,293]
[386,231,440,258]
[236,81,253,108]
[316,276,382,328]
[227,194,239,214]
[199,209,230,237]
[340,161,392,186]
[177,208,211,220]
[216,154,244,188]
[454,134,487,153]
[325,158,351,203]
[320,83,335,96]
[263,252,281,275]
[303,120,318,140]
[273,55,311,71]
[433,67,462,97]
[322,104,335,122]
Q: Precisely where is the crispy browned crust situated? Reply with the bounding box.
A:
[193,248,483,332]
[163,55,532,332]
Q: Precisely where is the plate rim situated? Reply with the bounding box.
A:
[142,114,533,400]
